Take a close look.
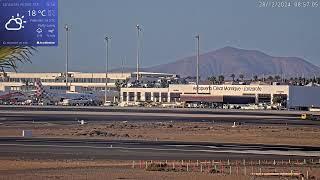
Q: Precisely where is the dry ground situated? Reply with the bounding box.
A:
[0,159,319,180]
[0,121,320,146]
[1,121,320,179]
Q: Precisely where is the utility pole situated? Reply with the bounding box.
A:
[64,24,70,90]
[195,34,200,94]
[104,36,111,104]
[122,57,125,77]
[136,24,142,82]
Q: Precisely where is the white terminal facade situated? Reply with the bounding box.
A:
[0,72,175,93]
[0,72,130,92]
[121,84,320,109]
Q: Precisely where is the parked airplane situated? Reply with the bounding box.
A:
[0,81,116,106]
[0,91,28,104]
[34,81,103,105]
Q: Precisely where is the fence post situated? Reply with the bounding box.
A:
[145,161,148,169]
[244,166,247,176]
[243,159,246,166]
[229,166,232,175]
[228,159,230,165]
[132,161,135,168]
[273,160,276,165]
[173,161,175,169]
[196,160,199,167]
[201,164,203,172]
[187,163,189,172]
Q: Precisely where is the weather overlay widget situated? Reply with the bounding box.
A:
[0,0,58,46]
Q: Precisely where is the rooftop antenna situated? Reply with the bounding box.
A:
[64,24,70,90]
[122,56,125,77]
[104,35,111,104]
[136,24,142,82]
[195,34,200,94]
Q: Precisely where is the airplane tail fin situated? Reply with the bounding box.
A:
[34,81,45,98]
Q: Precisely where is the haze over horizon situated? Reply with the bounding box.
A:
[19,0,320,72]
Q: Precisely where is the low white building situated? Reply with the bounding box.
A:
[0,71,177,93]
[0,72,131,93]
[121,84,320,109]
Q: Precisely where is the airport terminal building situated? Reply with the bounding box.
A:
[0,72,176,93]
[120,84,320,109]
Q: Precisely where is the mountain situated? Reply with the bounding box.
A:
[145,47,320,78]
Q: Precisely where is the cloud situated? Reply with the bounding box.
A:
[5,19,22,31]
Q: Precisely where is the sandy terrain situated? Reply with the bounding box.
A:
[1,121,319,179]
[0,159,319,180]
[0,121,320,146]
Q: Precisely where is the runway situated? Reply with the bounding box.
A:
[0,107,319,126]
[0,137,319,160]
[0,107,319,161]
[0,105,308,117]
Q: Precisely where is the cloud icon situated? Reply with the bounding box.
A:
[5,19,21,30]
[5,13,26,31]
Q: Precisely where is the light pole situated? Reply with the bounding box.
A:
[136,24,142,82]
[195,34,200,94]
[105,36,111,104]
[64,24,70,90]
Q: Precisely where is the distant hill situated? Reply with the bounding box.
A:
[111,47,320,78]
[145,47,320,78]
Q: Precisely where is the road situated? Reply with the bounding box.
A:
[0,137,319,160]
[0,106,319,126]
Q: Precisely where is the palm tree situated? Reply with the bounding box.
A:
[218,75,224,84]
[274,75,281,82]
[121,79,129,87]
[230,74,235,82]
[208,76,216,85]
[115,80,121,91]
[239,74,244,81]
[0,46,36,72]
[267,76,274,82]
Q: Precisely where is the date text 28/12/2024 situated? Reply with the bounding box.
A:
[258,1,319,8]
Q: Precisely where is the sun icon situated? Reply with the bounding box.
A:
[14,13,27,28]
[5,13,27,31]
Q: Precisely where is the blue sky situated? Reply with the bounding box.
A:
[20,0,320,72]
